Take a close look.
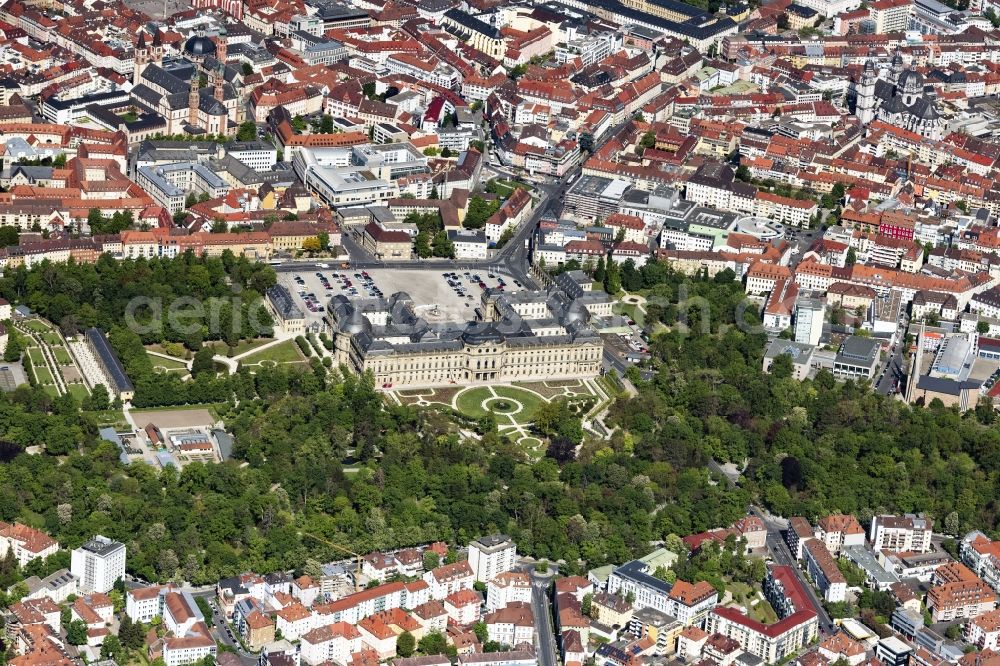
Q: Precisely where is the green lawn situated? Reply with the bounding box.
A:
[42,385,60,397]
[22,320,51,333]
[147,353,188,370]
[53,347,73,365]
[492,386,545,421]
[748,598,779,624]
[67,384,89,401]
[455,386,547,423]
[210,337,276,356]
[613,302,645,327]
[455,387,493,419]
[34,366,54,385]
[27,347,45,366]
[41,332,62,346]
[240,340,303,365]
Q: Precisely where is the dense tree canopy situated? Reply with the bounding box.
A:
[0,261,999,596]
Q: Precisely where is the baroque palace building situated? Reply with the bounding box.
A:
[326,279,609,388]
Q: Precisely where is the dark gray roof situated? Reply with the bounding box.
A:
[267,285,304,320]
[86,327,134,393]
[185,34,216,57]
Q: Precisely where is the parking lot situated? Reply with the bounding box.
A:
[277,267,527,324]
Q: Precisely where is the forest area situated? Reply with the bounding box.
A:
[0,261,998,594]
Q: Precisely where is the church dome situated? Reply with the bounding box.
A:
[184,34,216,57]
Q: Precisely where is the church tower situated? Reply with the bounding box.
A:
[889,49,904,85]
[216,27,227,64]
[188,69,200,127]
[856,59,877,126]
[133,32,147,86]
[213,62,225,103]
[151,29,164,67]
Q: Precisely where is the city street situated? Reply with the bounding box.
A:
[529,568,558,666]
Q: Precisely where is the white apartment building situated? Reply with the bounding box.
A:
[870,515,933,554]
[804,541,847,603]
[705,606,818,664]
[487,572,532,611]
[300,623,362,665]
[484,602,534,647]
[127,585,171,623]
[816,514,866,555]
[71,535,126,594]
[468,535,518,583]
[0,522,59,566]
[424,561,476,597]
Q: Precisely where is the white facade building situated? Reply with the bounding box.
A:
[468,535,518,583]
[71,535,126,594]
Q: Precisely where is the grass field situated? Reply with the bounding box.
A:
[210,337,275,356]
[492,386,545,420]
[240,340,303,365]
[34,366,54,385]
[148,353,188,370]
[22,320,51,333]
[27,347,45,366]
[41,332,62,346]
[454,386,547,423]
[53,348,73,365]
[42,385,60,397]
[67,384,89,401]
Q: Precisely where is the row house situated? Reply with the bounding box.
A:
[803,541,847,603]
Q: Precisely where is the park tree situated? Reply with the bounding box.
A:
[191,348,215,376]
[604,260,622,294]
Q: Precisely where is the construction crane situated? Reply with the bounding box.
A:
[301,532,363,593]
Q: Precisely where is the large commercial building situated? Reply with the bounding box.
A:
[71,535,126,594]
[327,286,605,389]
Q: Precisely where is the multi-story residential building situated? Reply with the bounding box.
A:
[685,162,755,214]
[487,572,532,612]
[71,536,125,594]
[0,523,58,566]
[483,601,534,647]
[927,568,996,623]
[966,608,1000,651]
[275,602,315,641]
[815,515,866,555]
[159,592,216,666]
[667,580,719,626]
[126,585,172,623]
[870,515,933,553]
[706,566,818,663]
[445,589,481,626]
[608,559,672,615]
[300,622,362,666]
[962,532,1000,591]
[423,562,475,599]
[803,540,848,603]
[469,535,518,583]
[786,517,815,560]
